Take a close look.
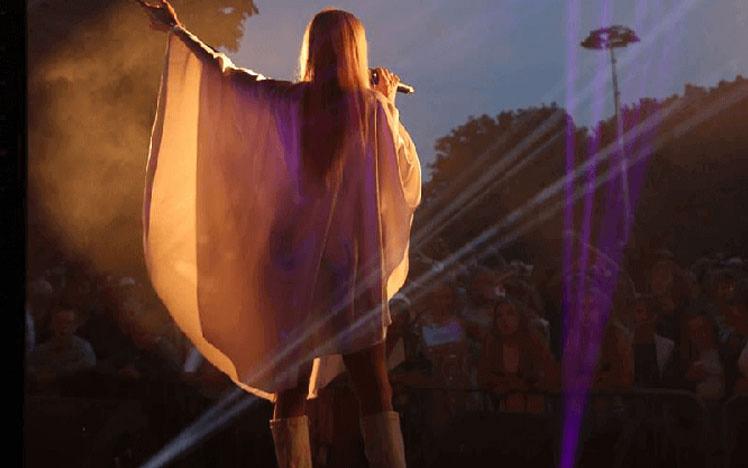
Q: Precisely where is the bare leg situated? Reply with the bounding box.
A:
[273,361,313,419]
[342,341,393,416]
[343,341,406,467]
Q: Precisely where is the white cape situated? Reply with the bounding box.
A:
[143,26,421,402]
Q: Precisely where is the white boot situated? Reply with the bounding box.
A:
[359,410,407,468]
[269,415,313,468]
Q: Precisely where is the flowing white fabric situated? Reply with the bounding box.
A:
[143,26,421,402]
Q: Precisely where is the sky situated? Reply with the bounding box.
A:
[224,0,748,181]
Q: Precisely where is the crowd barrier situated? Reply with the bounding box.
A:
[395,386,746,468]
[23,381,748,467]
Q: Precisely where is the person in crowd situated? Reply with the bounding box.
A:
[477,297,560,413]
[384,293,436,465]
[673,312,725,400]
[43,264,68,292]
[27,277,56,344]
[711,269,739,306]
[26,305,97,393]
[649,258,694,347]
[502,273,551,345]
[724,279,748,394]
[704,269,748,393]
[416,279,471,387]
[534,265,565,360]
[560,282,633,436]
[76,276,137,378]
[703,268,746,358]
[690,256,716,291]
[386,292,435,397]
[461,266,501,356]
[609,270,638,335]
[563,282,634,392]
[421,283,470,375]
[112,311,183,384]
[387,278,471,466]
[108,305,191,452]
[631,294,676,388]
[406,279,472,443]
[594,315,635,391]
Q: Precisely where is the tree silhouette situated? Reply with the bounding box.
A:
[417,76,748,274]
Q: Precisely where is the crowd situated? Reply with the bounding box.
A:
[23,247,748,466]
[384,248,748,402]
[373,246,748,466]
[25,270,201,395]
[23,266,244,467]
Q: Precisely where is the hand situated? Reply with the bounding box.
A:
[371,67,400,106]
[136,0,181,32]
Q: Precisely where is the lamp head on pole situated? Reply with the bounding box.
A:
[581,25,640,50]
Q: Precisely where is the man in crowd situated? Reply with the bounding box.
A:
[26,305,97,392]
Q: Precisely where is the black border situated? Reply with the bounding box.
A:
[1,0,27,465]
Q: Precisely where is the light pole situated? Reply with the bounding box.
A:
[581,25,640,235]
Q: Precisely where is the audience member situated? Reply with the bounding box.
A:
[411,279,472,439]
[675,312,725,400]
[477,297,560,413]
[461,266,501,355]
[725,280,748,393]
[26,305,97,393]
[649,258,694,348]
[565,283,634,391]
[631,294,676,388]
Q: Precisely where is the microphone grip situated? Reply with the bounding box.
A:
[370,69,415,94]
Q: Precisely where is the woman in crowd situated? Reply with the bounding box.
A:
[477,297,560,414]
[405,278,472,464]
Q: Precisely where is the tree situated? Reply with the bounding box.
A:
[416,76,748,278]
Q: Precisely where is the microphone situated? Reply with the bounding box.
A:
[370,69,415,94]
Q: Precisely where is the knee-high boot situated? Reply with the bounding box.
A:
[269,415,313,468]
[358,410,407,468]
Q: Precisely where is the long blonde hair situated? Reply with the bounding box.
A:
[297,8,372,190]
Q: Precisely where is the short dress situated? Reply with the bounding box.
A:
[143,25,422,402]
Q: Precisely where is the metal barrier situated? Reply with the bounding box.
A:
[395,386,713,468]
[721,393,748,468]
[26,381,743,467]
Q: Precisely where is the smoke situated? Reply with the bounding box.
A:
[27,1,257,279]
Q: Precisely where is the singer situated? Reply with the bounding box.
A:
[138,1,421,467]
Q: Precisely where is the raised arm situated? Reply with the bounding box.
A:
[170,25,269,82]
[137,0,269,85]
